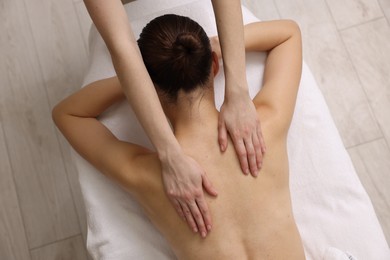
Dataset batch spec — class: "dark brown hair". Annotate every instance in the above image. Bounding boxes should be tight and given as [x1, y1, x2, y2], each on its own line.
[137, 14, 212, 102]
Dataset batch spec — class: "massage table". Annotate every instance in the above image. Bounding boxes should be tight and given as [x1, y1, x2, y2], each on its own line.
[72, 0, 390, 259]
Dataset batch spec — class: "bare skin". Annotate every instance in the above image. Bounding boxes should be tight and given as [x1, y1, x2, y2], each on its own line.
[211, 0, 266, 176]
[53, 20, 304, 258]
[83, 0, 266, 233]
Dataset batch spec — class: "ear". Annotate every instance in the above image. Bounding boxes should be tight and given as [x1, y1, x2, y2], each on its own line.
[212, 51, 219, 77]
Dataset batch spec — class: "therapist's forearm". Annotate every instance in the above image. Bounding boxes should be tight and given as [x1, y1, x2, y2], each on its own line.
[83, 0, 181, 157]
[112, 44, 181, 156]
[211, 0, 249, 97]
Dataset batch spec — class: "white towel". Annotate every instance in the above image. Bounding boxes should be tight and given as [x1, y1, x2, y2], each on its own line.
[73, 0, 390, 259]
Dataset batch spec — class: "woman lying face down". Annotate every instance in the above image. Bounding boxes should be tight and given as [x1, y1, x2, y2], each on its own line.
[53, 14, 304, 260]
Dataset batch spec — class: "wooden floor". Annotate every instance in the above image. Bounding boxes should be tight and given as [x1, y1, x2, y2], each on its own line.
[0, 0, 389, 259]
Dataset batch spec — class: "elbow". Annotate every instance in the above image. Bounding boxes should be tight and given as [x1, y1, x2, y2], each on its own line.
[51, 102, 64, 127]
[286, 19, 301, 38]
[284, 20, 302, 60]
[277, 20, 302, 49]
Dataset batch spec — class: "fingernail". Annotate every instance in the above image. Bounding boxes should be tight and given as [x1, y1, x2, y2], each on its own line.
[246, 169, 250, 175]
[194, 228, 198, 233]
[201, 231, 206, 238]
[207, 225, 212, 231]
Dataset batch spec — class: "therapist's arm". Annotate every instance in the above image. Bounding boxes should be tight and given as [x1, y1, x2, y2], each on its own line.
[211, 0, 266, 177]
[83, 0, 217, 237]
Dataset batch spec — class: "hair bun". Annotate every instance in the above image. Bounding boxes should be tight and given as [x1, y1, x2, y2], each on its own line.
[138, 14, 212, 101]
[173, 33, 201, 55]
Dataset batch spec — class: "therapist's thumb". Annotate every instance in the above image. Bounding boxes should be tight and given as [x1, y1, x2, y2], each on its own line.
[218, 120, 228, 152]
[202, 173, 218, 197]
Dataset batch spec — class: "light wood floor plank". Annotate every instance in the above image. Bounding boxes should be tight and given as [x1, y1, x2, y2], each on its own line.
[348, 139, 390, 244]
[341, 18, 390, 148]
[0, 0, 80, 249]
[274, 0, 382, 148]
[0, 123, 30, 260]
[24, 0, 88, 107]
[23, 0, 91, 245]
[378, 0, 390, 23]
[30, 235, 88, 260]
[326, 0, 383, 29]
[242, 0, 280, 21]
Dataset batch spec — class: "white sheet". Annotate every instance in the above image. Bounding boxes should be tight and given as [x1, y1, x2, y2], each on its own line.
[73, 0, 390, 259]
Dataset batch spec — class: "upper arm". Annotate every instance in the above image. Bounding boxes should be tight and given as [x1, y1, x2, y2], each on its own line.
[83, 0, 135, 52]
[247, 20, 302, 136]
[52, 77, 151, 186]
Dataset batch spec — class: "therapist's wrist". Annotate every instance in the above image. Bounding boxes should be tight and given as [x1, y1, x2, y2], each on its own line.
[224, 82, 250, 101]
[223, 70, 249, 96]
[157, 141, 183, 164]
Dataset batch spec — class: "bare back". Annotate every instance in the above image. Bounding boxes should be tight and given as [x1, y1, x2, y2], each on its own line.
[129, 112, 305, 259]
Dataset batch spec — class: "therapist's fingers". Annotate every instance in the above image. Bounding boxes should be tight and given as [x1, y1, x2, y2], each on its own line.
[172, 199, 185, 220]
[202, 172, 218, 197]
[196, 197, 212, 232]
[233, 138, 250, 175]
[252, 131, 263, 171]
[180, 202, 198, 233]
[244, 137, 258, 177]
[188, 201, 207, 238]
[218, 119, 228, 152]
[258, 124, 266, 154]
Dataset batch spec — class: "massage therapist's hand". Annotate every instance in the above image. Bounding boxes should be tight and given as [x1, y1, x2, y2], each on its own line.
[218, 92, 266, 177]
[160, 149, 218, 238]
[210, 35, 266, 175]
